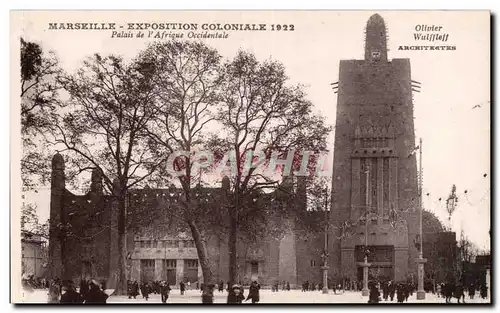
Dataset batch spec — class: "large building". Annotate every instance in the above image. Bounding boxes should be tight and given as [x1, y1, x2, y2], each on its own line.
[21, 230, 46, 278]
[329, 13, 421, 283]
[48, 152, 326, 288]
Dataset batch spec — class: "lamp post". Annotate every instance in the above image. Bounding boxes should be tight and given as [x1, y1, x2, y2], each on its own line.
[322, 188, 329, 294]
[416, 138, 427, 300]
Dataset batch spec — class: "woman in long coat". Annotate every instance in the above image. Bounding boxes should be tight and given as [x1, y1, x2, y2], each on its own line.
[246, 281, 260, 304]
[368, 282, 380, 304]
[141, 282, 150, 301]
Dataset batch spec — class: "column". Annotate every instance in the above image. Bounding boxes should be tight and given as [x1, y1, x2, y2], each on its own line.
[278, 223, 297, 287]
[130, 259, 140, 281]
[176, 259, 184, 285]
[377, 157, 384, 224]
[394, 248, 408, 282]
[155, 259, 163, 281]
[389, 158, 398, 211]
[351, 158, 361, 220]
[341, 248, 356, 281]
[322, 264, 329, 294]
[362, 262, 370, 296]
[416, 257, 427, 300]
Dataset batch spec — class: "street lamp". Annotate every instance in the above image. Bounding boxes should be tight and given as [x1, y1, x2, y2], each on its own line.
[416, 138, 427, 300]
[446, 185, 457, 231]
[321, 187, 330, 294]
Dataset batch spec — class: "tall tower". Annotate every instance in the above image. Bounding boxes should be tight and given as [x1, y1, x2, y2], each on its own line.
[330, 14, 419, 283]
[365, 13, 388, 62]
[48, 152, 65, 279]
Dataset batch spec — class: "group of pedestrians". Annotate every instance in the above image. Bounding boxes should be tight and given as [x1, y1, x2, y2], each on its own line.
[439, 281, 488, 303]
[368, 280, 416, 303]
[227, 280, 261, 304]
[271, 281, 291, 292]
[127, 280, 171, 303]
[46, 278, 108, 303]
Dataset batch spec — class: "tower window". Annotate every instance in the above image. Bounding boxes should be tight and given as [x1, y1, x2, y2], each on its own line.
[371, 51, 381, 60]
[310, 260, 316, 267]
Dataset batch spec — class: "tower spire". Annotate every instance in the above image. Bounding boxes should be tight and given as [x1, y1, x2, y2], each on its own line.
[365, 14, 388, 62]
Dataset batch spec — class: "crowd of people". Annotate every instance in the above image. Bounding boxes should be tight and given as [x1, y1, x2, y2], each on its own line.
[365, 279, 489, 304]
[41, 278, 109, 303]
[367, 280, 416, 303]
[437, 282, 488, 303]
[272, 281, 291, 292]
[22, 274, 489, 304]
[126, 280, 172, 302]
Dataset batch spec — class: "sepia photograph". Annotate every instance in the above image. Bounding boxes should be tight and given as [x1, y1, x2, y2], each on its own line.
[10, 10, 491, 304]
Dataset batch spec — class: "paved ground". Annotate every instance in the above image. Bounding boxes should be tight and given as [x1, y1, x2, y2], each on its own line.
[19, 288, 491, 304]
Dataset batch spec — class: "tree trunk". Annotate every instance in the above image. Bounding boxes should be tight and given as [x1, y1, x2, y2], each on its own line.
[228, 213, 238, 288]
[188, 220, 214, 284]
[188, 220, 216, 303]
[112, 196, 128, 295]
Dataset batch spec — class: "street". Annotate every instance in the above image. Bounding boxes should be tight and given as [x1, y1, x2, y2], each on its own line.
[20, 288, 491, 304]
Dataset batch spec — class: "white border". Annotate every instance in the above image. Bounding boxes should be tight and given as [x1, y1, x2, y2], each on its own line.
[2, 1, 497, 312]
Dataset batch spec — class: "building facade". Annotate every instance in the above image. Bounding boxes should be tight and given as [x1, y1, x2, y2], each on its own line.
[329, 13, 420, 283]
[48, 152, 326, 288]
[21, 230, 46, 278]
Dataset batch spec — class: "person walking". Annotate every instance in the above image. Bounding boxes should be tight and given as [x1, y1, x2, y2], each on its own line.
[455, 283, 465, 303]
[180, 281, 186, 295]
[396, 283, 405, 303]
[480, 283, 487, 299]
[60, 280, 84, 304]
[468, 283, 475, 300]
[382, 281, 388, 301]
[246, 281, 260, 304]
[160, 281, 171, 303]
[368, 282, 380, 304]
[84, 280, 108, 304]
[141, 282, 150, 301]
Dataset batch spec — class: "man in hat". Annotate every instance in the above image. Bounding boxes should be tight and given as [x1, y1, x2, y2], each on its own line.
[160, 281, 171, 303]
[60, 280, 84, 304]
[84, 280, 108, 304]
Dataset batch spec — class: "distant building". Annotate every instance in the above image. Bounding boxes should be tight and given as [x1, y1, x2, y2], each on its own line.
[21, 230, 46, 278]
[423, 231, 458, 284]
[462, 254, 491, 286]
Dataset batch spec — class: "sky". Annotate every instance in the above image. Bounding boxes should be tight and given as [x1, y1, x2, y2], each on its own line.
[14, 11, 490, 250]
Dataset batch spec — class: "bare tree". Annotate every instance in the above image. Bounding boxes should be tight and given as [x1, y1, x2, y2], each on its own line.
[215, 50, 332, 292]
[138, 41, 224, 293]
[50, 54, 166, 294]
[20, 38, 63, 190]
